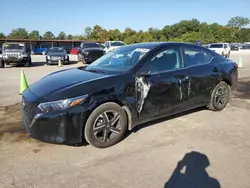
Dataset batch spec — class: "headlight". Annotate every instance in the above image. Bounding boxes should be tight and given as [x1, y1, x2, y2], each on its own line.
[37, 95, 88, 114]
[83, 51, 89, 55]
[47, 56, 50, 60]
[65, 55, 68, 59]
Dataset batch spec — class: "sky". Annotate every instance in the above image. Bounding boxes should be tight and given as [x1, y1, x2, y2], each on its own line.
[1, 0, 250, 36]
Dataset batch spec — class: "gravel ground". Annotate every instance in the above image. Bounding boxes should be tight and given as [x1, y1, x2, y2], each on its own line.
[0, 51, 250, 188]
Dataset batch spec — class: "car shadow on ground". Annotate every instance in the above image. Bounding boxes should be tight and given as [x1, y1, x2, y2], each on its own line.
[124, 107, 206, 139]
[164, 151, 221, 188]
[232, 78, 250, 99]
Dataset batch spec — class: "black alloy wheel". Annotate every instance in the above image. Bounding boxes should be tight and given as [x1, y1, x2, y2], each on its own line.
[84, 102, 128, 148]
[208, 81, 230, 111]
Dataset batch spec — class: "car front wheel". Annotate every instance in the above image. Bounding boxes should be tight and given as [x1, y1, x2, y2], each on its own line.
[84, 102, 128, 148]
[0, 60, 5, 68]
[24, 59, 31, 67]
[208, 81, 230, 111]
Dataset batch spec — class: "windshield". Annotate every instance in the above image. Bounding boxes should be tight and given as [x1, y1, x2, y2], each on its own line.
[210, 44, 223, 48]
[84, 43, 100, 48]
[48, 48, 65, 53]
[85, 46, 150, 73]
[111, 42, 125, 47]
[3, 43, 25, 51]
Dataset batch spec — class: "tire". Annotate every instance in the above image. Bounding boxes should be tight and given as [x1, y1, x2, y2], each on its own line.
[84, 102, 128, 148]
[24, 59, 31, 67]
[208, 81, 230, 111]
[0, 60, 4, 68]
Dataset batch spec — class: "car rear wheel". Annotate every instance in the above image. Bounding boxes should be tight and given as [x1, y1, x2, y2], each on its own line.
[208, 81, 230, 111]
[84, 102, 128, 148]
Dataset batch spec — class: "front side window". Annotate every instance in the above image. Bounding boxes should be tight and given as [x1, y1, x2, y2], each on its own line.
[140, 47, 182, 74]
[85, 46, 150, 73]
[183, 46, 213, 67]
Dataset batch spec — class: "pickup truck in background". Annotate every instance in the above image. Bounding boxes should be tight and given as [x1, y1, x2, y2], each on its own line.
[78, 42, 105, 64]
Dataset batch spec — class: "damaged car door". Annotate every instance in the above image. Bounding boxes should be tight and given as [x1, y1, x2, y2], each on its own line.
[181, 45, 219, 107]
[135, 46, 189, 121]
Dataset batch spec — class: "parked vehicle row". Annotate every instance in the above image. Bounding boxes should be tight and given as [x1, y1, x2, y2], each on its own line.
[208, 43, 231, 58]
[0, 40, 126, 67]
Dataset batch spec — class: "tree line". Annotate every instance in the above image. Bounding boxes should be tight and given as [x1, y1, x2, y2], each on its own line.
[0, 16, 249, 44]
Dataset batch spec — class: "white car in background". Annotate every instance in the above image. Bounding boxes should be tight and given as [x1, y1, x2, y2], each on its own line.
[209, 43, 231, 58]
[104, 41, 125, 53]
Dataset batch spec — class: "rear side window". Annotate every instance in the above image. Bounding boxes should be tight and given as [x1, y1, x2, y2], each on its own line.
[183, 46, 213, 67]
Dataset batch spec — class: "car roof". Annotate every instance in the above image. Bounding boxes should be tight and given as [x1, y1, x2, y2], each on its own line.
[50, 47, 64, 49]
[82, 42, 98, 44]
[124, 42, 196, 49]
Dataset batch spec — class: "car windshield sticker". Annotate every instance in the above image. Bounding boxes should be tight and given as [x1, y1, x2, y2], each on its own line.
[3, 44, 9, 46]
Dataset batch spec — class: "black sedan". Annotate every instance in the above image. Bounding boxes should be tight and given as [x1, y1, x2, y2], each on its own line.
[46, 47, 70, 65]
[22, 42, 238, 148]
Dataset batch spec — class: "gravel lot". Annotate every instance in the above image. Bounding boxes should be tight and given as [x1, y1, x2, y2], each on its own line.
[0, 51, 250, 188]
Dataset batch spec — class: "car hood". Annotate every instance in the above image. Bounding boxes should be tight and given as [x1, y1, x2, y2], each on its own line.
[3, 50, 23, 53]
[26, 67, 116, 101]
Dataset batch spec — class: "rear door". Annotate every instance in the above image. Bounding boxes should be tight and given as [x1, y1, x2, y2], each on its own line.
[181, 45, 220, 107]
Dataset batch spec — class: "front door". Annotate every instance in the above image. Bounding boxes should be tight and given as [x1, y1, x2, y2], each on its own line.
[135, 46, 190, 121]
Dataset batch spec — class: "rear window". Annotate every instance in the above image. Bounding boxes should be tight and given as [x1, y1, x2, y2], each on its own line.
[210, 44, 223, 48]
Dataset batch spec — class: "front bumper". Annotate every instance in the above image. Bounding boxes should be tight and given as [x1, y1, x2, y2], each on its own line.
[46, 59, 68, 64]
[2, 57, 28, 64]
[79, 52, 104, 63]
[22, 98, 88, 145]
